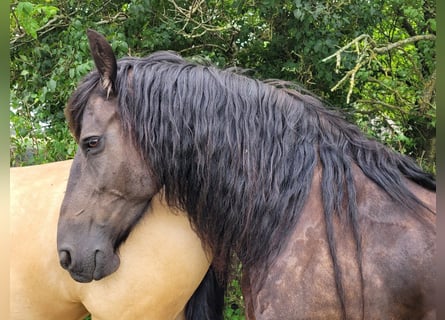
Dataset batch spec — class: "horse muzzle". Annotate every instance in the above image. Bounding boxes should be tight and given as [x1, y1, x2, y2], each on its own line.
[58, 244, 120, 283]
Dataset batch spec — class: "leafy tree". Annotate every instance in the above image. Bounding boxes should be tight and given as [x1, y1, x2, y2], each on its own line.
[322, 0, 436, 172]
[10, 0, 435, 171]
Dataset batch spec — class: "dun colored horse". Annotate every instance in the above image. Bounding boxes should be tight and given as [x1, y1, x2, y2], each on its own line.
[10, 160, 213, 320]
[58, 30, 436, 319]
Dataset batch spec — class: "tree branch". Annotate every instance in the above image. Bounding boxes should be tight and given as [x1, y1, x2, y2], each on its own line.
[322, 33, 435, 103]
[10, 15, 68, 49]
[322, 34, 373, 66]
[165, 0, 235, 38]
[374, 34, 436, 53]
[96, 12, 128, 25]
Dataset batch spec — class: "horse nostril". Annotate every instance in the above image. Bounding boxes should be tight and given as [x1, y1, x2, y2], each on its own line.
[94, 249, 103, 267]
[59, 249, 72, 269]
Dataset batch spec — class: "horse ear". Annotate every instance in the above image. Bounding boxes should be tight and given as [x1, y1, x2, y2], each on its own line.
[86, 29, 117, 98]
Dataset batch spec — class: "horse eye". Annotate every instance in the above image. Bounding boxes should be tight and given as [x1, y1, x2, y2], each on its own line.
[82, 136, 101, 151]
[88, 137, 100, 148]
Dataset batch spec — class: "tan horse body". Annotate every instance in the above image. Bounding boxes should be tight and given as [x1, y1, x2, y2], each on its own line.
[10, 160, 210, 320]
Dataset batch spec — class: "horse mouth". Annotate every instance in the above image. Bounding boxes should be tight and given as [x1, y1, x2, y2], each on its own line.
[68, 271, 95, 283]
[65, 258, 120, 283]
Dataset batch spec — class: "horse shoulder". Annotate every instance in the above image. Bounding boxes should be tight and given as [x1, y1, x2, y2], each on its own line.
[242, 166, 349, 318]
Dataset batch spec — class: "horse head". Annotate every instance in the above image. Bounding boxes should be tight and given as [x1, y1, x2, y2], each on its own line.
[57, 30, 159, 282]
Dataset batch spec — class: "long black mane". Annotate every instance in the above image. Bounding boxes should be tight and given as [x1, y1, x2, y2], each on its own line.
[66, 50, 435, 316]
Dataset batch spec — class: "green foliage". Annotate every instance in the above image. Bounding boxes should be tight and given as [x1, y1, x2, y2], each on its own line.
[10, 0, 435, 169]
[321, 0, 436, 172]
[224, 276, 246, 320]
[12, 2, 58, 39]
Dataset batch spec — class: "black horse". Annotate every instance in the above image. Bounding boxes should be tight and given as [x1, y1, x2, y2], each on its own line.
[57, 29, 436, 319]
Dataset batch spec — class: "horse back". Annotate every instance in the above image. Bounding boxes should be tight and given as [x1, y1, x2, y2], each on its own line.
[242, 165, 436, 319]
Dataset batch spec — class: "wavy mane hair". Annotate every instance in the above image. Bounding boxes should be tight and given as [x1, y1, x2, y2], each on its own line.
[66, 51, 436, 314]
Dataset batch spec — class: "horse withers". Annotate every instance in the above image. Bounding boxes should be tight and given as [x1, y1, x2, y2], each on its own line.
[58, 29, 436, 319]
[10, 160, 212, 320]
